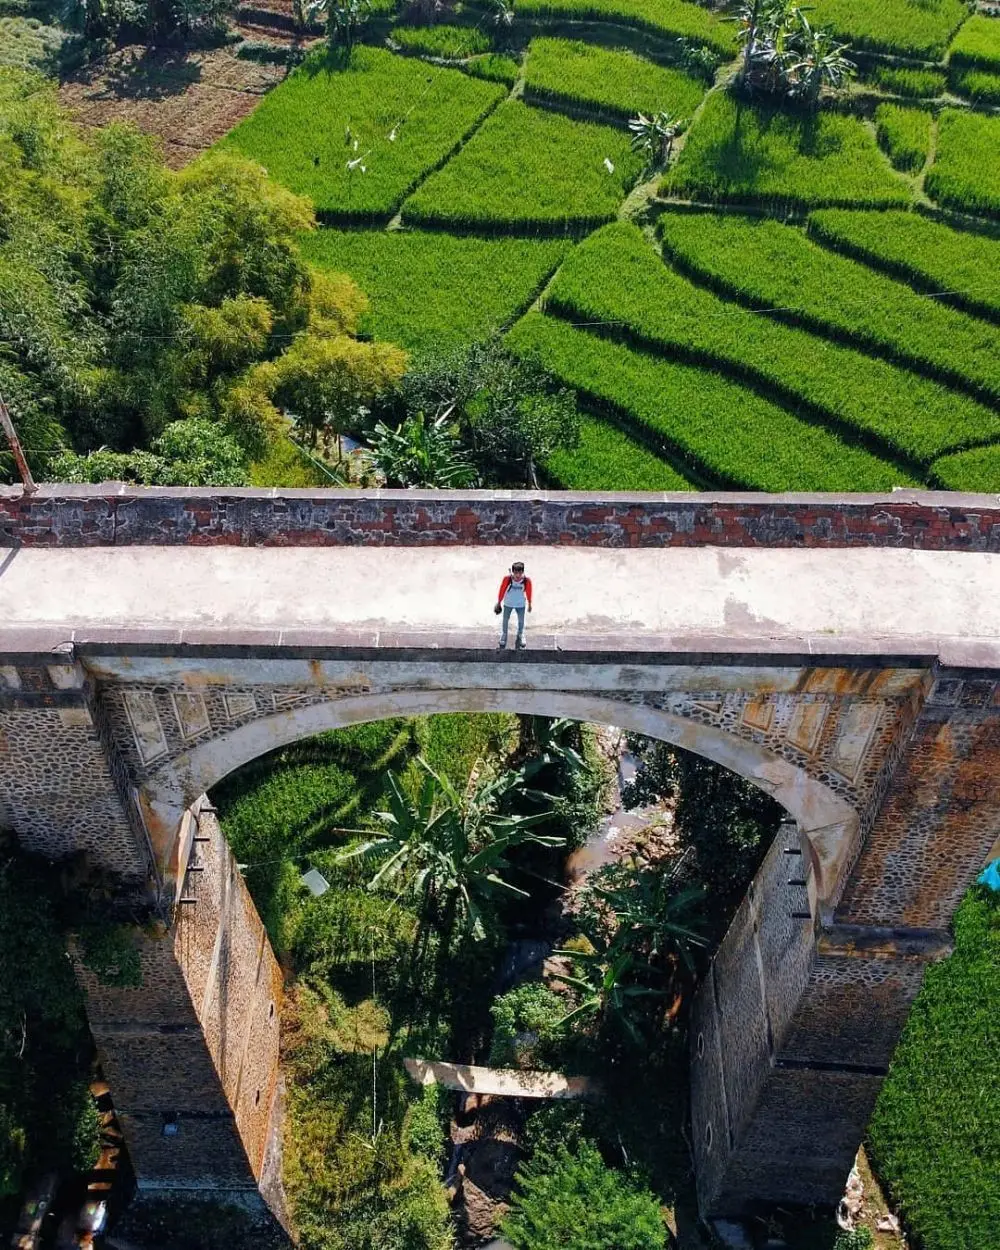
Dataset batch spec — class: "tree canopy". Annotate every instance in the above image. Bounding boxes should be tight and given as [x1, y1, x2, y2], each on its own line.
[0, 69, 406, 487]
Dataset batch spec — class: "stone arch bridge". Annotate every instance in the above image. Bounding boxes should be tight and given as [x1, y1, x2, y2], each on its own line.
[1, 486, 999, 1221]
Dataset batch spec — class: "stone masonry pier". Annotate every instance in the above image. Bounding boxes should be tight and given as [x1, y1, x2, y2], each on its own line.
[1, 486, 999, 1220]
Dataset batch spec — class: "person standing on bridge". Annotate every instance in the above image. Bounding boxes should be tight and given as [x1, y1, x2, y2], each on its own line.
[495, 562, 532, 651]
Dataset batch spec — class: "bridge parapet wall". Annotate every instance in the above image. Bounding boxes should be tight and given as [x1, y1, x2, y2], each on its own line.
[3, 486, 1000, 550]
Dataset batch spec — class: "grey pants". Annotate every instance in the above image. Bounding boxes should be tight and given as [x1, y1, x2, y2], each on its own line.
[500, 604, 525, 646]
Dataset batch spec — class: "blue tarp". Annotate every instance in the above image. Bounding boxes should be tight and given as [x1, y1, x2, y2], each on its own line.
[977, 859, 1000, 892]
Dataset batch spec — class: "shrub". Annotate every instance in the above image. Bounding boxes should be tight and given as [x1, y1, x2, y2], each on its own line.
[222, 46, 505, 221]
[489, 982, 569, 1068]
[235, 39, 306, 64]
[507, 312, 914, 490]
[0, 16, 75, 72]
[926, 109, 1000, 219]
[806, 0, 969, 58]
[662, 92, 912, 211]
[402, 100, 644, 234]
[867, 888, 1000, 1249]
[874, 103, 931, 173]
[545, 415, 694, 490]
[523, 38, 706, 124]
[948, 13, 1000, 72]
[547, 221, 999, 466]
[867, 64, 947, 98]
[298, 228, 569, 352]
[657, 211, 1000, 404]
[515, 0, 734, 56]
[807, 208, 1000, 324]
[403, 1083, 450, 1163]
[833, 1231, 874, 1250]
[501, 1140, 667, 1250]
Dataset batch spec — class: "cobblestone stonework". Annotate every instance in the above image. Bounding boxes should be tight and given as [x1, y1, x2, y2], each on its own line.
[837, 674, 1000, 928]
[0, 666, 152, 883]
[79, 805, 281, 1202]
[3, 485, 1000, 550]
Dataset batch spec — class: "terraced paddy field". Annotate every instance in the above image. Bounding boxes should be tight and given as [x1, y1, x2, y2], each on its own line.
[221, 0, 1000, 500]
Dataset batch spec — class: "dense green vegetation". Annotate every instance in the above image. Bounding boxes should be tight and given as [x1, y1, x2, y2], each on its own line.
[298, 230, 570, 352]
[502, 1140, 666, 1250]
[932, 444, 1000, 492]
[401, 101, 644, 233]
[662, 92, 912, 211]
[213, 713, 614, 1249]
[948, 13, 1000, 72]
[868, 888, 1000, 1249]
[874, 103, 932, 174]
[547, 221, 999, 467]
[948, 66, 1000, 106]
[545, 416, 695, 490]
[808, 0, 968, 58]
[515, 0, 735, 56]
[389, 23, 492, 58]
[223, 47, 505, 221]
[0, 69, 407, 485]
[807, 209, 1000, 323]
[657, 212, 1000, 404]
[865, 64, 947, 97]
[926, 109, 1000, 218]
[508, 312, 913, 490]
[523, 38, 706, 123]
[0, 851, 102, 1202]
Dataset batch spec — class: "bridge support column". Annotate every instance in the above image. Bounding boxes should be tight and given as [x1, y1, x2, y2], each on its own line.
[693, 678, 1000, 1218]
[76, 804, 284, 1212]
[0, 657, 152, 888]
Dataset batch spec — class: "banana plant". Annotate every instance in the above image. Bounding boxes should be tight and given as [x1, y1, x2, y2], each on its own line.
[342, 758, 562, 942]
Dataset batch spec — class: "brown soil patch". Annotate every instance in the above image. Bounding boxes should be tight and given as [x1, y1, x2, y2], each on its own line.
[58, 44, 292, 167]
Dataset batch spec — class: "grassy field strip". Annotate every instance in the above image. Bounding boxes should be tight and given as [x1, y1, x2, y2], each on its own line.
[657, 211, 1000, 406]
[807, 0, 969, 59]
[926, 109, 1000, 219]
[513, 0, 735, 57]
[948, 14, 1000, 72]
[874, 103, 933, 174]
[521, 37, 706, 125]
[222, 47, 505, 222]
[298, 229, 571, 352]
[507, 312, 915, 490]
[932, 443, 1000, 490]
[807, 208, 1000, 324]
[948, 66, 1000, 106]
[661, 92, 913, 212]
[542, 221, 1000, 467]
[401, 98, 644, 233]
[545, 414, 697, 489]
[868, 888, 1000, 1250]
[389, 23, 493, 58]
[864, 64, 948, 99]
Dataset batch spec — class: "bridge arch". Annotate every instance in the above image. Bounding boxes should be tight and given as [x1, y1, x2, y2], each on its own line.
[142, 687, 858, 917]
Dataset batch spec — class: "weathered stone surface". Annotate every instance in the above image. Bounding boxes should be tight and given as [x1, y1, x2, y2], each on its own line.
[4, 485, 1000, 550]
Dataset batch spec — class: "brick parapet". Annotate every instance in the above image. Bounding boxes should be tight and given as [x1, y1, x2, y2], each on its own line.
[3, 486, 1000, 549]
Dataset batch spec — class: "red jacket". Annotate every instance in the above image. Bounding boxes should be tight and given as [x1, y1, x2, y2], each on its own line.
[497, 575, 532, 607]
